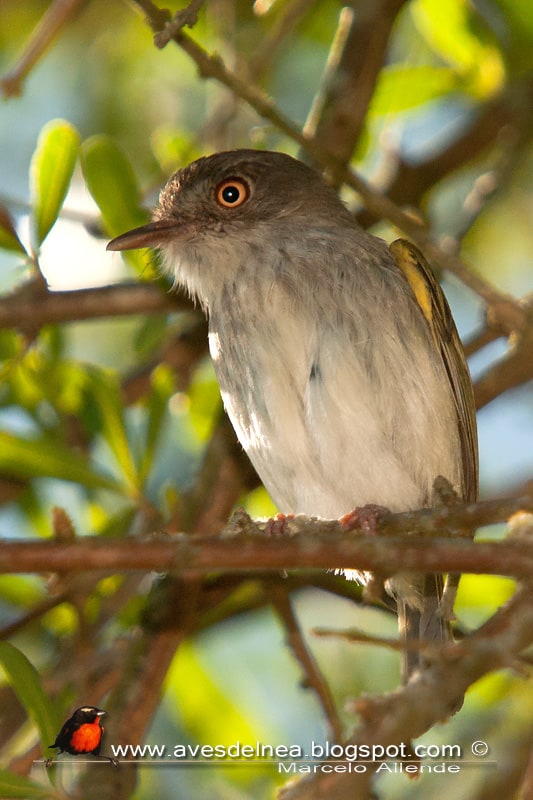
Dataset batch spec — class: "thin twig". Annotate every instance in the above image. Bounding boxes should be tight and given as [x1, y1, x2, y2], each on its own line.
[153, 0, 205, 48]
[313, 626, 434, 654]
[272, 587, 344, 742]
[278, 584, 533, 799]
[0, 0, 86, 98]
[303, 0, 407, 168]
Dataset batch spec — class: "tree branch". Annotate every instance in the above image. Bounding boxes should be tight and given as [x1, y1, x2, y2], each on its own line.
[0, 0, 86, 98]
[0, 282, 189, 330]
[278, 583, 533, 799]
[130, 0, 527, 339]
[272, 586, 344, 742]
[304, 0, 408, 168]
[1, 494, 531, 577]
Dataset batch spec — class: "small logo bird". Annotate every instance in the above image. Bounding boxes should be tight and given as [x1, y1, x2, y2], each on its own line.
[46, 706, 118, 767]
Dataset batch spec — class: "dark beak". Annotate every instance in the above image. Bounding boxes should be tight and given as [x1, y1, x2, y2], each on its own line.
[107, 220, 178, 252]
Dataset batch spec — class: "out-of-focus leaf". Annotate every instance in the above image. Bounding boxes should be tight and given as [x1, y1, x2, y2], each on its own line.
[370, 65, 457, 115]
[7, 351, 78, 414]
[0, 205, 26, 254]
[139, 364, 175, 482]
[0, 329, 21, 361]
[0, 642, 58, 756]
[412, 0, 505, 98]
[0, 575, 43, 607]
[83, 367, 140, 494]
[29, 120, 80, 250]
[80, 136, 151, 276]
[169, 641, 265, 758]
[0, 431, 121, 491]
[187, 359, 221, 441]
[0, 769, 57, 799]
[80, 135, 145, 235]
[133, 314, 168, 360]
[150, 125, 201, 175]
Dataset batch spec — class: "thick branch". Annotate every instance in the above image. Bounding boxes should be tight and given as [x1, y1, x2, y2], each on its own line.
[1, 494, 532, 577]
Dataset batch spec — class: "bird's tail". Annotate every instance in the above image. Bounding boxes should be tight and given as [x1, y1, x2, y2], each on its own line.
[397, 572, 451, 682]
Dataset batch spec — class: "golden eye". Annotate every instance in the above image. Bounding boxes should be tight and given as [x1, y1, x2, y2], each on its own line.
[215, 179, 249, 208]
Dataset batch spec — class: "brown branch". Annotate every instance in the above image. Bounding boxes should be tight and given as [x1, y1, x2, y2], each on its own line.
[0, 0, 86, 98]
[464, 325, 501, 358]
[313, 626, 429, 654]
[278, 583, 533, 799]
[0, 533, 530, 577]
[304, 0, 408, 168]
[272, 587, 344, 743]
[473, 304, 533, 408]
[1, 494, 532, 577]
[153, 0, 205, 47]
[356, 79, 533, 229]
[0, 282, 190, 330]
[130, 0, 526, 339]
[75, 413, 252, 800]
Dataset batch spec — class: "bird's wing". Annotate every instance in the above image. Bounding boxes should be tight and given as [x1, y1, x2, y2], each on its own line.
[389, 239, 478, 502]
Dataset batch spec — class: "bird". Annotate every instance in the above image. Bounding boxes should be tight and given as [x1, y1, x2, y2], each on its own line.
[47, 706, 117, 766]
[107, 149, 478, 681]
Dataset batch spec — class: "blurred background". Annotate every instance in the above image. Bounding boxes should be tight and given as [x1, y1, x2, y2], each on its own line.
[0, 1, 532, 798]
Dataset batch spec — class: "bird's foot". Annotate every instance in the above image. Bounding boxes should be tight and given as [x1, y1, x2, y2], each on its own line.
[339, 504, 389, 533]
[264, 512, 295, 537]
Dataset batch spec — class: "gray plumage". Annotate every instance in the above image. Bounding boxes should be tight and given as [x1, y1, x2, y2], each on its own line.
[108, 150, 478, 681]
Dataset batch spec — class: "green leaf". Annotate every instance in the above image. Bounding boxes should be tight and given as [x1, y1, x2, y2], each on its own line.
[0, 205, 27, 254]
[187, 360, 221, 441]
[370, 65, 457, 115]
[80, 135, 152, 276]
[29, 120, 80, 250]
[0, 575, 43, 607]
[0, 431, 121, 491]
[0, 642, 58, 756]
[133, 314, 168, 360]
[80, 135, 146, 236]
[412, 0, 505, 98]
[0, 769, 57, 799]
[139, 364, 175, 482]
[84, 367, 140, 494]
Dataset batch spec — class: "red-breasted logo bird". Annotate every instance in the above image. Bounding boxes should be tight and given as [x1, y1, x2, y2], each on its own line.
[46, 706, 118, 767]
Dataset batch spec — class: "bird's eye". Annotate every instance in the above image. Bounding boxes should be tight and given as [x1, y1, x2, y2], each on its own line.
[215, 179, 249, 208]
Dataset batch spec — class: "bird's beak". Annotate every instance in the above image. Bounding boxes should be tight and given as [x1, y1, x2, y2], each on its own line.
[107, 219, 177, 252]
[96, 711, 107, 717]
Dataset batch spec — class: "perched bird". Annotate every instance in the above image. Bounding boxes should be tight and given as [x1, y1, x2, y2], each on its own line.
[108, 150, 478, 680]
[47, 706, 117, 766]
